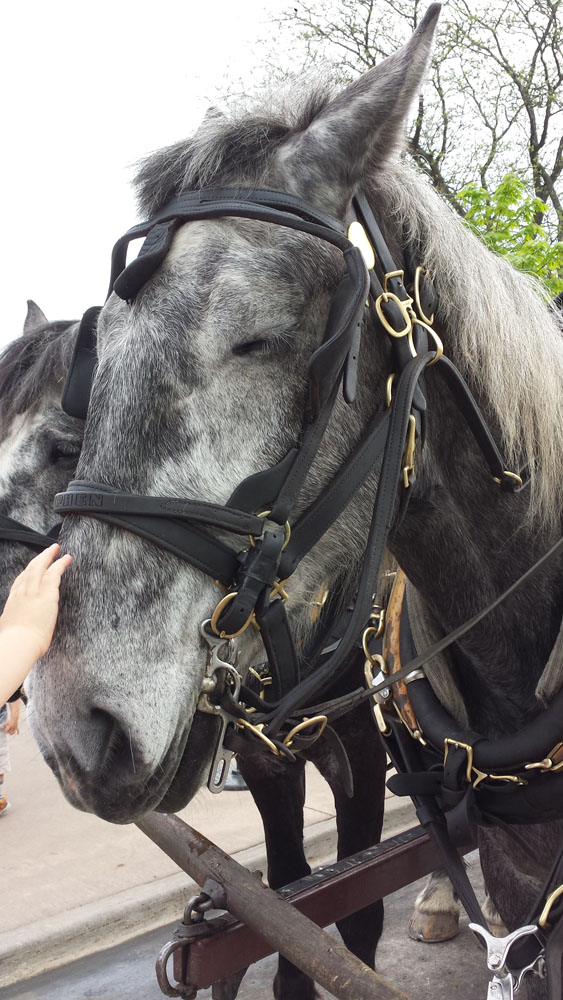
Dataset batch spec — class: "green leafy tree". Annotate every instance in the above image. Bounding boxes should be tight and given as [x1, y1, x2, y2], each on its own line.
[276, 1, 563, 240]
[458, 174, 563, 295]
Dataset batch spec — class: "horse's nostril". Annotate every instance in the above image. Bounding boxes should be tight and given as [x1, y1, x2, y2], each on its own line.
[89, 708, 138, 779]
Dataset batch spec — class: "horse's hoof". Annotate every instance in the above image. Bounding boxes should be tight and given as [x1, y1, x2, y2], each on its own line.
[408, 910, 460, 942]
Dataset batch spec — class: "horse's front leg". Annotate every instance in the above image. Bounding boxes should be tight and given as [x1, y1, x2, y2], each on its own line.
[237, 750, 317, 1000]
[312, 701, 387, 969]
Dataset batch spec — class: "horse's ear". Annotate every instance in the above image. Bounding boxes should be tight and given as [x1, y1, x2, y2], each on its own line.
[24, 300, 48, 333]
[277, 3, 441, 214]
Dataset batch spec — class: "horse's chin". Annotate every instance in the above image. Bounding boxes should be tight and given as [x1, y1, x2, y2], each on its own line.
[41, 712, 220, 824]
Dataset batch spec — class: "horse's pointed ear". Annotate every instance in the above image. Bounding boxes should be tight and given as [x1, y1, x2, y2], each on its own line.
[24, 300, 48, 333]
[278, 3, 441, 214]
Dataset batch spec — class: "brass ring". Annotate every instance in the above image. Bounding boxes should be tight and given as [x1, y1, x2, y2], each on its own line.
[283, 715, 328, 749]
[249, 510, 291, 551]
[492, 470, 524, 487]
[236, 718, 280, 755]
[411, 320, 443, 366]
[210, 591, 256, 639]
[413, 266, 435, 325]
[375, 292, 413, 339]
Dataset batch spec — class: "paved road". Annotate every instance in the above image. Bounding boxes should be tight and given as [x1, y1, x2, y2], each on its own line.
[3, 853, 515, 1000]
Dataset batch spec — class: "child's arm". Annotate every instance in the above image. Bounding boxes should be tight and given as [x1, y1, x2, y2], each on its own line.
[2, 697, 21, 735]
[0, 544, 72, 706]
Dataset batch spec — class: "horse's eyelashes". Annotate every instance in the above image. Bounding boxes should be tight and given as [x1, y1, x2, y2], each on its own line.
[231, 339, 269, 357]
[51, 441, 82, 464]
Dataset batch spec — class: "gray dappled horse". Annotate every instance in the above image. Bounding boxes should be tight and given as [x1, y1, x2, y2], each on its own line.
[0, 316, 386, 995]
[23, 6, 563, 999]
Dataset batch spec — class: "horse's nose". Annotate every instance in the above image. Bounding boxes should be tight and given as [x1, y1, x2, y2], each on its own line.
[56, 706, 144, 787]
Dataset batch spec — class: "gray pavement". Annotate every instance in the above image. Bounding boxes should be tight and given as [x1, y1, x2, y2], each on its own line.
[1, 708, 504, 999]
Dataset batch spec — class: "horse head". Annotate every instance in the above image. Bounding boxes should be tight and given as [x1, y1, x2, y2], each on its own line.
[0, 310, 82, 599]
[31, 8, 449, 822]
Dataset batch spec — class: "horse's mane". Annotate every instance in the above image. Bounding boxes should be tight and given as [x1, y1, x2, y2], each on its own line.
[0, 320, 77, 433]
[134, 79, 563, 528]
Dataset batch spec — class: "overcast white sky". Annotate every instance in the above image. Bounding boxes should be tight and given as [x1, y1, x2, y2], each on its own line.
[0, 0, 289, 345]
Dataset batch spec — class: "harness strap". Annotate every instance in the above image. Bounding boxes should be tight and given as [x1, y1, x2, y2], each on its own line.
[55, 481, 264, 536]
[259, 349, 435, 736]
[0, 515, 60, 550]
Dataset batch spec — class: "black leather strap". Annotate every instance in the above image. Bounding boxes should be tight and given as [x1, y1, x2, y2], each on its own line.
[61, 307, 100, 420]
[55, 481, 263, 536]
[0, 514, 60, 551]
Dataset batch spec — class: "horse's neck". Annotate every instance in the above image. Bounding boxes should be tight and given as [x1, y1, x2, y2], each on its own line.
[389, 375, 563, 731]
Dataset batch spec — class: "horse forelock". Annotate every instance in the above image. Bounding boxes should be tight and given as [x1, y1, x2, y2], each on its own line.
[133, 79, 336, 217]
[0, 320, 78, 435]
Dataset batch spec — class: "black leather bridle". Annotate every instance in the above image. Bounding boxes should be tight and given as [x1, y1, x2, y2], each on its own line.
[51, 185, 526, 754]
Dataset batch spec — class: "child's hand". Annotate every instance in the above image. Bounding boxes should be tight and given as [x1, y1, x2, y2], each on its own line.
[2, 713, 20, 736]
[0, 544, 72, 661]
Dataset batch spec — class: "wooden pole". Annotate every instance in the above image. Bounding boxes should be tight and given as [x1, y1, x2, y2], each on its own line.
[137, 812, 411, 1000]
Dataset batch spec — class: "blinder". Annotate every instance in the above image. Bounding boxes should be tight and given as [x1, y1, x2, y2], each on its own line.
[61, 306, 100, 420]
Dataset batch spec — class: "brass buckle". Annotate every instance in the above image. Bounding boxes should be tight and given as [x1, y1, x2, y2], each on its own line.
[444, 738, 474, 783]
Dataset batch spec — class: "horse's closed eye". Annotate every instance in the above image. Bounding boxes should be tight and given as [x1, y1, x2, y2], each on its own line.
[231, 339, 270, 357]
[51, 441, 82, 463]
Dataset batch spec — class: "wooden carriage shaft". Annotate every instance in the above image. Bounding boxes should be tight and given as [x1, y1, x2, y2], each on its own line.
[138, 814, 473, 999]
[178, 825, 465, 992]
[138, 812, 410, 1000]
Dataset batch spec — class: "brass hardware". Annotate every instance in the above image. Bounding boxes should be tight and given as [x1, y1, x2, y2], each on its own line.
[386, 373, 396, 407]
[413, 266, 435, 325]
[374, 703, 392, 736]
[248, 511, 291, 550]
[524, 743, 563, 773]
[402, 414, 417, 488]
[283, 715, 328, 749]
[444, 738, 475, 783]
[369, 604, 386, 638]
[491, 470, 524, 487]
[362, 621, 386, 665]
[236, 718, 280, 755]
[417, 321, 444, 366]
[247, 666, 273, 699]
[472, 769, 527, 788]
[270, 578, 290, 602]
[210, 591, 256, 639]
[375, 292, 413, 339]
[347, 221, 376, 270]
[309, 582, 329, 624]
[445, 738, 528, 787]
[383, 270, 409, 295]
[539, 885, 563, 928]
[395, 700, 427, 744]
